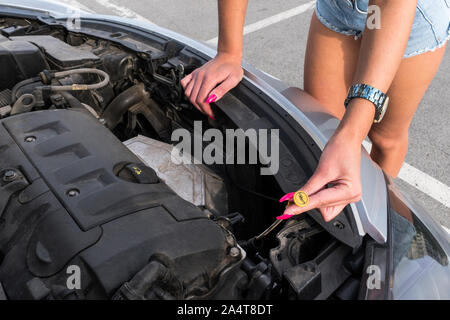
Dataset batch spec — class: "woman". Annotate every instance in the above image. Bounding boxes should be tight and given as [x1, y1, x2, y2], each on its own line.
[180, 0, 450, 222]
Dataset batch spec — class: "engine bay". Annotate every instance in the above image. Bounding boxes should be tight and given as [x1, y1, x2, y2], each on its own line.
[0, 16, 365, 300]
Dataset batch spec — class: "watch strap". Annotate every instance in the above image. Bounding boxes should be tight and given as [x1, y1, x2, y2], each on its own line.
[344, 84, 388, 122]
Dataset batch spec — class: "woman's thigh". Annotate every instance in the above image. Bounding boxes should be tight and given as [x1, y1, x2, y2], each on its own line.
[305, 8, 447, 137]
[304, 12, 361, 119]
[369, 45, 447, 145]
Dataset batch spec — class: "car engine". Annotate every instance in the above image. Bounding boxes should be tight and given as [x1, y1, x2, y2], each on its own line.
[0, 16, 364, 300]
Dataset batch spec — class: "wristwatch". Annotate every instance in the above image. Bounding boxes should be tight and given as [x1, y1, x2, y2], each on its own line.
[344, 84, 389, 123]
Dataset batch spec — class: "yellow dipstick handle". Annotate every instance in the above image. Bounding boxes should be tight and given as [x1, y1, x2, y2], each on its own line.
[293, 190, 309, 207]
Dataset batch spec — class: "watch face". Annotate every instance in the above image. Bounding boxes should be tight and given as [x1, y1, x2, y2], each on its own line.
[375, 96, 389, 123]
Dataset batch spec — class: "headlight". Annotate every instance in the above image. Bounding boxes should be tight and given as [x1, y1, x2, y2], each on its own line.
[386, 178, 450, 300]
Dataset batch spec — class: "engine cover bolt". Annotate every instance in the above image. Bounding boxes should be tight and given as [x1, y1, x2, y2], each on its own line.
[24, 136, 36, 143]
[333, 221, 345, 230]
[3, 170, 18, 182]
[229, 247, 240, 258]
[66, 189, 80, 197]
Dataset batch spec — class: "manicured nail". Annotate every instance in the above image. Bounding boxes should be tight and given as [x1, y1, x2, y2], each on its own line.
[276, 214, 293, 220]
[209, 115, 216, 120]
[279, 192, 295, 203]
[206, 94, 217, 104]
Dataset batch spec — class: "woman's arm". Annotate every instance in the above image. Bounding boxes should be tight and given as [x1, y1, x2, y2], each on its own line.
[282, 0, 418, 221]
[337, 0, 418, 144]
[217, 0, 248, 60]
[181, 0, 248, 118]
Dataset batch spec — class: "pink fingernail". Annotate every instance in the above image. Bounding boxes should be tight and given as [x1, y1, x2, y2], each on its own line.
[209, 115, 216, 120]
[279, 192, 295, 203]
[276, 214, 293, 220]
[206, 94, 217, 104]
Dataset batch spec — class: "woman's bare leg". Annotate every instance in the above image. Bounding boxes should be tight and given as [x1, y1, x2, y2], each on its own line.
[368, 46, 446, 177]
[304, 12, 446, 177]
[304, 12, 361, 119]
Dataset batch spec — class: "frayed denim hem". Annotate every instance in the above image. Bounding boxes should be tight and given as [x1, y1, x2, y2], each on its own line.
[403, 32, 450, 58]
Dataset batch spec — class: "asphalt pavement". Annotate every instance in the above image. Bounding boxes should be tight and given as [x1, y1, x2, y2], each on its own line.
[59, 0, 450, 228]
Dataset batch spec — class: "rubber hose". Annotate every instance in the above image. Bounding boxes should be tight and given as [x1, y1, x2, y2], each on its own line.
[60, 91, 99, 118]
[11, 77, 41, 104]
[113, 261, 168, 300]
[101, 83, 149, 129]
[59, 91, 84, 109]
[37, 68, 110, 92]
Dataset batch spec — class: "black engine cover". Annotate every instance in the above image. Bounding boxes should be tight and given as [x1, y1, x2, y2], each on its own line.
[0, 109, 241, 300]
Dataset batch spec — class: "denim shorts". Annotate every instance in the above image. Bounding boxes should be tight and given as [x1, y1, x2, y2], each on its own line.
[316, 0, 450, 58]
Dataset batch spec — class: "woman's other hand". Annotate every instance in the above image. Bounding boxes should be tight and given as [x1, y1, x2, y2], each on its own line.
[180, 52, 243, 118]
[279, 131, 363, 222]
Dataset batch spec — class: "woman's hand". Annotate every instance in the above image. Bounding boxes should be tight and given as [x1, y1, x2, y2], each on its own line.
[181, 0, 248, 118]
[278, 132, 363, 222]
[180, 52, 243, 118]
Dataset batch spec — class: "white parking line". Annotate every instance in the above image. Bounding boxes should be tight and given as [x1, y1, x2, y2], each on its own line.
[399, 163, 450, 208]
[93, 0, 154, 25]
[49, 0, 94, 13]
[363, 141, 450, 209]
[444, 226, 450, 234]
[207, 0, 316, 45]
